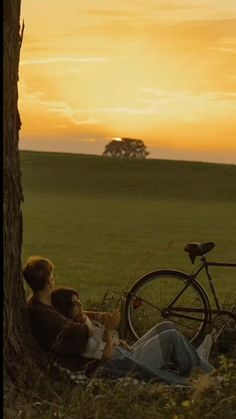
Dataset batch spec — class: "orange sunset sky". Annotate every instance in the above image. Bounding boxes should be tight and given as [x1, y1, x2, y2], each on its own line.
[19, 0, 236, 164]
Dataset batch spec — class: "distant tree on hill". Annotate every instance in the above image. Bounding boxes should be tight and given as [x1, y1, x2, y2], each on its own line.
[103, 138, 149, 159]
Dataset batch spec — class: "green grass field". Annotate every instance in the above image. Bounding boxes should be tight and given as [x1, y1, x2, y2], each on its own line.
[20, 151, 236, 307]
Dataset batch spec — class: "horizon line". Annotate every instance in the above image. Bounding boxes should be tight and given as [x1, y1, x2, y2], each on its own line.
[19, 147, 236, 167]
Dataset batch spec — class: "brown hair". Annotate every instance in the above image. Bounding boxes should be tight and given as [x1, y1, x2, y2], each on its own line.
[51, 287, 79, 318]
[22, 256, 54, 292]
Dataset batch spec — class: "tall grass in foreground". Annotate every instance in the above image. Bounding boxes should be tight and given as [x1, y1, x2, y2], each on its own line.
[4, 291, 236, 418]
[4, 356, 236, 419]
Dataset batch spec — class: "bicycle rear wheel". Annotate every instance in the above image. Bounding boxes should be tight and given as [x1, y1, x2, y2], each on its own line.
[125, 270, 210, 346]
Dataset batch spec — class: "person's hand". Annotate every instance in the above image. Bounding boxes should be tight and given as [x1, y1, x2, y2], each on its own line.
[118, 339, 131, 351]
[96, 312, 110, 324]
[83, 314, 93, 326]
[74, 312, 86, 323]
[103, 310, 121, 331]
[74, 312, 94, 336]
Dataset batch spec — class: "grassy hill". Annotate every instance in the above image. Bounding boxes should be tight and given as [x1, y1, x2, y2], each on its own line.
[21, 151, 235, 200]
[20, 151, 236, 304]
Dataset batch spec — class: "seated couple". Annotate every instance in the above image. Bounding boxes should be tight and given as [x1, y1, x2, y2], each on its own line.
[23, 256, 214, 385]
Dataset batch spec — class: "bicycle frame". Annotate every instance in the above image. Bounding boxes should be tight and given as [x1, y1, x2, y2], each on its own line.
[125, 251, 236, 342]
[190, 256, 236, 320]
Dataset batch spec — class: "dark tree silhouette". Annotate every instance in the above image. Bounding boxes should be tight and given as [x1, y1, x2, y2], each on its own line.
[3, 2, 70, 388]
[3, 0, 40, 384]
[103, 138, 149, 159]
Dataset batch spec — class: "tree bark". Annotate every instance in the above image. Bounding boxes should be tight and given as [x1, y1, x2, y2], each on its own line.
[3, 0, 30, 381]
[3, 2, 59, 388]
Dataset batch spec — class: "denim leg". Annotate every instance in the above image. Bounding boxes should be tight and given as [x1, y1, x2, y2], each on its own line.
[95, 356, 160, 381]
[167, 330, 214, 374]
[129, 329, 213, 376]
[131, 321, 177, 350]
[96, 354, 189, 385]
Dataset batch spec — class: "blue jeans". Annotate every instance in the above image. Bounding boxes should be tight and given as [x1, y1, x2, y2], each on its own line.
[95, 321, 213, 385]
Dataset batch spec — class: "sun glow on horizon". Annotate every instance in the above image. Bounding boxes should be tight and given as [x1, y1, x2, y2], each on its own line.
[112, 137, 122, 142]
[18, 0, 236, 163]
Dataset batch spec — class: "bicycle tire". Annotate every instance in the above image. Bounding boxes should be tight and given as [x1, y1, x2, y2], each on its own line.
[124, 269, 211, 346]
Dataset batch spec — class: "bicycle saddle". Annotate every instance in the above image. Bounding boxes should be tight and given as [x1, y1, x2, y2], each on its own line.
[184, 242, 215, 264]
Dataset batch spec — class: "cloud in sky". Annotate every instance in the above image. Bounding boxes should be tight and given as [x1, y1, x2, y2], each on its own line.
[209, 36, 236, 55]
[21, 57, 109, 65]
[20, 81, 236, 125]
[19, 88, 102, 126]
[79, 0, 236, 22]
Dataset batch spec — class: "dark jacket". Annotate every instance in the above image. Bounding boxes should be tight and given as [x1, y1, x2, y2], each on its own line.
[27, 297, 96, 371]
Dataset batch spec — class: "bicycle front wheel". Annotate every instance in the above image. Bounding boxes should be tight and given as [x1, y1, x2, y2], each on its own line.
[125, 270, 210, 346]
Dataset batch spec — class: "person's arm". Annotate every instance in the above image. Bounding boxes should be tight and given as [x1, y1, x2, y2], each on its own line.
[81, 314, 94, 337]
[101, 310, 121, 361]
[27, 302, 91, 356]
[84, 310, 121, 327]
[54, 324, 88, 354]
[84, 311, 106, 322]
[102, 329, 115, 361]
[73, 312, 94, 337]
[118, 339, 131, 351]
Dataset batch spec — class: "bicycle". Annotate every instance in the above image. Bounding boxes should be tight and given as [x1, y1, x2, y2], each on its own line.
[124, 242, 236, 346]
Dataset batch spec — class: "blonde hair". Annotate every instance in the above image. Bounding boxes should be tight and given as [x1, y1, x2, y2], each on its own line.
[22, 256, 55, 292]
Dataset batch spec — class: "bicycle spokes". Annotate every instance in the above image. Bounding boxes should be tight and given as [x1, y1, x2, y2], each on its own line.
[126, 272, 208, 344]
[166, 280, 193, 308]
[166, 310, 206, 323]
[130, 292, 162, 312]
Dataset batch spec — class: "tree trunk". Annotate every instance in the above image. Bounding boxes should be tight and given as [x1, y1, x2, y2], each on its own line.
[3, 0, 30, 382]
[3, 2, 59, 388]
